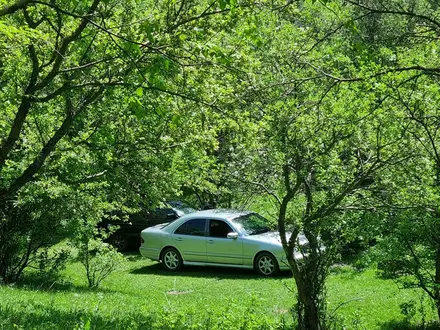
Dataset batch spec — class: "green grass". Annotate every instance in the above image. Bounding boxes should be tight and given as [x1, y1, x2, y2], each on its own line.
[0, 254, 438, 329]
[327, 267, 438, 329]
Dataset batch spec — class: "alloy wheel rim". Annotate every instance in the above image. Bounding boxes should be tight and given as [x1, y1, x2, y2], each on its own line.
[258, 256, 274, 275]
[164, 251, 179, 269]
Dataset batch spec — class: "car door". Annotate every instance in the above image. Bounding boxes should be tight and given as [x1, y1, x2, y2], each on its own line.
[172, 219, 207, 262]
[206, 219, 243, 265]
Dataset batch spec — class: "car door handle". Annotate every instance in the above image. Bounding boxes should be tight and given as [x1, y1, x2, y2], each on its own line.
[207, 239, 214, 244]
[176, 237, 183, 241]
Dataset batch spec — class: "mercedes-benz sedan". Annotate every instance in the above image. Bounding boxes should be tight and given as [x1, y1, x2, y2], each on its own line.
[140, 209, 304, 276]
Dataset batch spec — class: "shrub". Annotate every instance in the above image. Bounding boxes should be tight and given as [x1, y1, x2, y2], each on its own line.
[35, 247, 71, 284]
[75, 236, 124, 288]
[0, 181, 110, 284]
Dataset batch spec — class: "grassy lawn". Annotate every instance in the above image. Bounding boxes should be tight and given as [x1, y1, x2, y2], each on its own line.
[0, 254, 438, 330]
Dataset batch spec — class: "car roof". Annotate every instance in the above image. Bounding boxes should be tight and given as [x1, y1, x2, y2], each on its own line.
[180, 208, 251, 221]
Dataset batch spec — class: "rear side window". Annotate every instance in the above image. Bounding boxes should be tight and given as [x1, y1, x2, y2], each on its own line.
[174, 219, 206, 236]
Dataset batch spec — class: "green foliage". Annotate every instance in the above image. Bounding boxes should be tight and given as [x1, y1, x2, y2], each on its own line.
[75, 238, 124, 288]
[35, 247, 71, 284]
[0, 0, 250, 282]
[2, 0, 440, 328]
[0, 301, 290, 330]
[225, 2, 408, 328]
[70, 217, 124, 288]
[0, 181, 102, 283]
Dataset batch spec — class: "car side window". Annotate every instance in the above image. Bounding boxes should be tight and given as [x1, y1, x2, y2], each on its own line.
[174, 219, 206, 236]
[209, 220, 234, 238]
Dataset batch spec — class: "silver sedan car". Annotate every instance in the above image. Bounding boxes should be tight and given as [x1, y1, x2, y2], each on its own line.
[139, 209, 303, 276]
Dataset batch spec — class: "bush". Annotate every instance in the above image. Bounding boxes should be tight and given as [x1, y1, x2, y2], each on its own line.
[75, 236, 124, 288]
[0, 181, 109, 284]
[35, 247, 71, 284]
[0, 193, 72, 283]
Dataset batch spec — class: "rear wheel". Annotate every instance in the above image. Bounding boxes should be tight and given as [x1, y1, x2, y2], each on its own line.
[161, 247, 182, 271]
[255, 252, 279, 276]
[110, 235, 130, 252]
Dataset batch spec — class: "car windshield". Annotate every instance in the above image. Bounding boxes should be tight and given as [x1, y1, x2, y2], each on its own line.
[231, 213, 271, 236]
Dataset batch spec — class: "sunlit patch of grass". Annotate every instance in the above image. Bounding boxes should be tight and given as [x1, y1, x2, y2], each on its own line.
[327, 268, 437, 329]
[0, 255, 438, 329]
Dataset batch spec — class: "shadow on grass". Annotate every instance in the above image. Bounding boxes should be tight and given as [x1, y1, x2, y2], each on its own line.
[0, 303, 155, 330]
[379, 320, 440, 330]
[130, 262, 292, 280]
[122, 251, 143, 261]
[16, 275, 117, 294]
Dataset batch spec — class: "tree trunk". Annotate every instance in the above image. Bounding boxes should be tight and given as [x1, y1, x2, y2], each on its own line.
[435, 244, 440, 322]
[287, 252, 326, 330]
[294, 273, 323, 330]
[436, 301, 440, 324]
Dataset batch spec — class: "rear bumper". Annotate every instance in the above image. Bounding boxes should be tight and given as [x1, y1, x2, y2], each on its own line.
[139, 246, 160, 261]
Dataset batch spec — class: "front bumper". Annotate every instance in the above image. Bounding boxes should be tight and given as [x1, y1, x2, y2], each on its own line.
[278, 256, 291, 270]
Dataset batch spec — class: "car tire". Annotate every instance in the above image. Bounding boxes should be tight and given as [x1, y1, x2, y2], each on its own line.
[110, 235, 130, 252]
[255, 252, 279, 276]
[161, 247, 183, 271]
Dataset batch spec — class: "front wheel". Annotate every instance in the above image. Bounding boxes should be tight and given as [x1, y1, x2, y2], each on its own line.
[255, 252, 279, 276]
[161, 248, 183, 271]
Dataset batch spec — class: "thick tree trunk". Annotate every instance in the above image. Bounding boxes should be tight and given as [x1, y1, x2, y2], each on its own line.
[294, 273, 323, 330]
[287, 252, 326, 330]
[436, 302, 440, 324]
[297, 290, 321, 329]
[435, 244, 440, 323]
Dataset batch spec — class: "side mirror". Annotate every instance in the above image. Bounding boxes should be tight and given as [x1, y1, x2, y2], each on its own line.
[227, 232, 239, 239]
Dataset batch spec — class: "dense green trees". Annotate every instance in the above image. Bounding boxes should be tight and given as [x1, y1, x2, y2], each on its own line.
[227, 3, 407, 329]
[0, 0, 246, 283]
[343, 0, 440, 323]
[2, 0, 440, 328]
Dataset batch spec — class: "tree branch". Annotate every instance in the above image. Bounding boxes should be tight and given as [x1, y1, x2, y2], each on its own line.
[35, 0, 101, 90]
[0, 44, 39, 171]
[1, 88, 104, 200]
[168, 0, 230, 32]
[59, 57, 118, 73]
[0, 0, 30, 16]
[345, 0, 440, 30]
[232, 175, 281, 205]
[306, 60, 440, 83]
